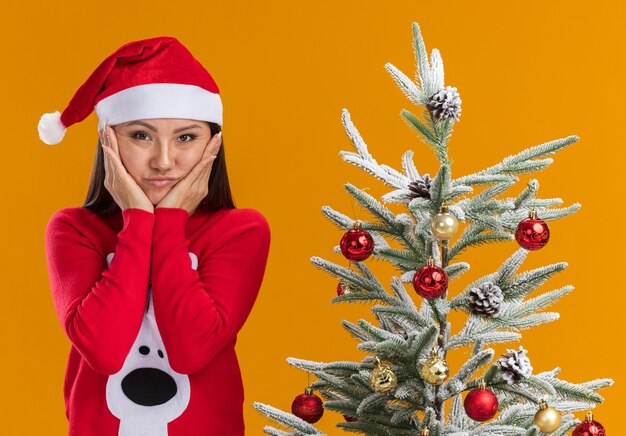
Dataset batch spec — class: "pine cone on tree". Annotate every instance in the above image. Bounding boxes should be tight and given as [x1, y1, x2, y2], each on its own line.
[497, 346, 533, 386]
[408, 174, 432, 200]
[426, 86, 462, 122]
[469, 281, 504, 316]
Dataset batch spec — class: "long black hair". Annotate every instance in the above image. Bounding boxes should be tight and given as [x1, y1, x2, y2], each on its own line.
[83, 121, 236, 216]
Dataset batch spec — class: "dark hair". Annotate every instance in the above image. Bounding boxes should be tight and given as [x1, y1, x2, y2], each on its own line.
[83, 121, 236, 216]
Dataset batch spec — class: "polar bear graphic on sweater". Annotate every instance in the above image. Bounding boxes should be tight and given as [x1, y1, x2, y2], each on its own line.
[105, 251, 197, 436]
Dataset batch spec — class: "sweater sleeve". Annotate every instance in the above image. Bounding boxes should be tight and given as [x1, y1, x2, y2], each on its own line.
[150, 207, 271, 375]
[44, 208, 155, 375]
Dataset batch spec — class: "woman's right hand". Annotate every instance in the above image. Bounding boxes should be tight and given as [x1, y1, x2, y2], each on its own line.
[100, 124, 154, 214]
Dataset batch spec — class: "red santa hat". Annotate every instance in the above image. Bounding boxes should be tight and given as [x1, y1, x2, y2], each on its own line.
[38, 36, 222, 145]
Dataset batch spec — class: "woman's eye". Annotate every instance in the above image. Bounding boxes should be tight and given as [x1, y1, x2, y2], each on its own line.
[132, 131, 150, 141]
[130, 131, 196, 142]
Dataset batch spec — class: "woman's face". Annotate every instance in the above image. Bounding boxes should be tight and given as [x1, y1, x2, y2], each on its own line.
[111, 118, 213, 206]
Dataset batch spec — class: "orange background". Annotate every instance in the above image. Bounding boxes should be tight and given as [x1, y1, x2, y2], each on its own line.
[1, 0, 623, 433]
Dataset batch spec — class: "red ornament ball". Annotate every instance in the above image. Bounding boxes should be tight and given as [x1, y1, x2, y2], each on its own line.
[464, 386, 499, 421]
[515, 211, 550, 251]
[413, 261, 448, 299]
[573, 412, 606, 436]
[291, 388, 324, 423]
[337, 281, 353, 296]
[340, 225, 374, 261]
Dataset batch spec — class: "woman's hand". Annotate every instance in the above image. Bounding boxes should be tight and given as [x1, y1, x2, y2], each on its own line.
[100, 124, 154, 214]
[155, 131, 222, 214]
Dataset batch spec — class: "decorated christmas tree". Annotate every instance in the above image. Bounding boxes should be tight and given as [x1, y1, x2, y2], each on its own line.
[253, 22, 613, 435]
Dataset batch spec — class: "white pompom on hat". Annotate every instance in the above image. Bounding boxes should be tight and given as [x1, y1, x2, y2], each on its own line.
[38, 36, 223, 145]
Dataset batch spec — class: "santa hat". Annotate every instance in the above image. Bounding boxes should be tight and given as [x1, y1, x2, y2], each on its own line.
[38, 36, 222, 145]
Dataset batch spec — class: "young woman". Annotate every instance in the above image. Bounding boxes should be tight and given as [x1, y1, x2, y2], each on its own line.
[40, 37, 271, 436]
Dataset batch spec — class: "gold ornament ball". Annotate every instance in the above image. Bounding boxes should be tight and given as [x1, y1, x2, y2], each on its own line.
[370, 364, 397, 393]
[533, 401, 561, 432]
[420, 355, 449, 385]
[431, 211, 458, 240]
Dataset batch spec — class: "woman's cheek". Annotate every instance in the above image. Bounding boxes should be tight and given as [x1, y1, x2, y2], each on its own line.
[117, 144, 137, 173]
[191, 146, 206, 164]
[186, 153, 202, 168]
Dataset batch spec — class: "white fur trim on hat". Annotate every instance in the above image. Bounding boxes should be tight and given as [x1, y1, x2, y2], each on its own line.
[38, 111, 67, 145]
[94, 83, 223, 130]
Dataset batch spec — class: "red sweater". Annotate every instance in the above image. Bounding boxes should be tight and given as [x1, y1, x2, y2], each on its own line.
[44, 206, 271, 436]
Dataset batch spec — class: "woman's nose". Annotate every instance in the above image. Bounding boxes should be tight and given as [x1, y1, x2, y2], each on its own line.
[151, 143, 175, 170]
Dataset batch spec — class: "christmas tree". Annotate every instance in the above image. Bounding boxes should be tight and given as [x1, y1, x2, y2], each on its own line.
[253, 22, 613, 435]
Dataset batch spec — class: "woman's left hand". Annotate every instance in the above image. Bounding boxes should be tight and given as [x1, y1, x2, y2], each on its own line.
[155, 131, 222, 214]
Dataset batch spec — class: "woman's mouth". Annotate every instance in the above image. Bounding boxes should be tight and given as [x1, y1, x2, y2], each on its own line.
[146, 179, 176, 187]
